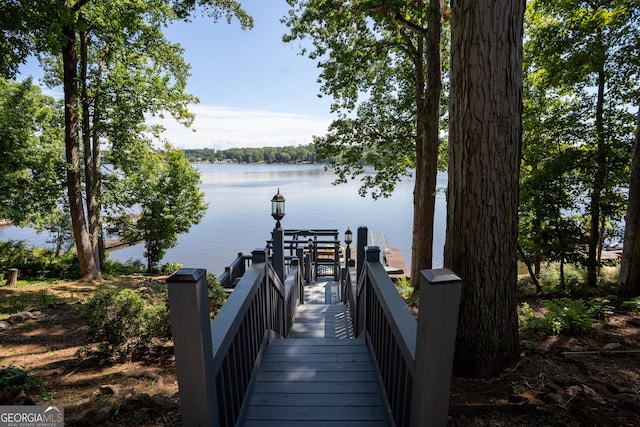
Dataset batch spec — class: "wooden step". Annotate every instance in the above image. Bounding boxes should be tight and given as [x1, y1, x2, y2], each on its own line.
[289, 304, 354, 339]
[239, 338, 391, 427]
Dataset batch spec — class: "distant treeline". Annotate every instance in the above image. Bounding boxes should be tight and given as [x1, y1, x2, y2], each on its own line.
[183, 145, 322, 164]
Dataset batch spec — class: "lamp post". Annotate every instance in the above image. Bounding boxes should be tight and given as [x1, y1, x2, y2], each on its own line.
[271, 188, 285, 229]
[271, 189, 285, 284]
[344, 227, 353, 267]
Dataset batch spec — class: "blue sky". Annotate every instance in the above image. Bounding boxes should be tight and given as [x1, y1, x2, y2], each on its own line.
[19, 1, 334, 150]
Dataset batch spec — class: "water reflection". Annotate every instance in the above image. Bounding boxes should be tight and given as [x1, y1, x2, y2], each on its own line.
[0, 163, 447, 276]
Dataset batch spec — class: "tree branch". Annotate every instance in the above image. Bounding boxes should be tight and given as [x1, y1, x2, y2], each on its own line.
[393, 11, 427, 38]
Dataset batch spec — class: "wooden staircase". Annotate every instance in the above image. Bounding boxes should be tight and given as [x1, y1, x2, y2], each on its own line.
[238, 280, 392, 427]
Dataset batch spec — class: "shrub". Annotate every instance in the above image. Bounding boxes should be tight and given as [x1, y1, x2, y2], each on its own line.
[161, 261, 182, 275]
[0, 241, 80, 280]
[207, 272, 227, 317]
[103, 258, 145, 275]
[519, 297, 613, 336]
[80, 288, 171, 356]
[0, 367, 45, 401]
[622, 296, 640, 314]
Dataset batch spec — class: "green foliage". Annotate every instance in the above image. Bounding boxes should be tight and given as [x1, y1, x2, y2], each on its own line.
[161, 261, 183, 275]
[539, 263, 586, 292]
[0, 241, 80, 280]
[519, 298, 613, 336]
[183, 145, 318, 164]
[283, 0, 445, 199]
[109, 146, 208, 272]
[621, 297, 640, 313]
[0, 293, 32, 314]
[80, 288, 171, 356]
[207, 272, 227, 317]
[0, 78, 65, 227]
[394, 277, 418, 307]
[0, 367, 45, 397]
[103, 258, 146, 275]
[523, 1, 639, 287]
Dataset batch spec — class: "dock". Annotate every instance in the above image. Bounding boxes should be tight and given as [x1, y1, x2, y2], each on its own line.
[349, 246, 410, 281]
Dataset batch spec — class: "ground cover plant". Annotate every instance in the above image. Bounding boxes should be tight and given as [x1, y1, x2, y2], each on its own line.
[0, 251, 638, 425]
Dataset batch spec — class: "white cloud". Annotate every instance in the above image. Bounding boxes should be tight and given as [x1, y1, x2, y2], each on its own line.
[150, 104, 333, 150]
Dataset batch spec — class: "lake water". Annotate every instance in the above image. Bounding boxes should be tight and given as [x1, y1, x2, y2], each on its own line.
[0, 164, 448, 276]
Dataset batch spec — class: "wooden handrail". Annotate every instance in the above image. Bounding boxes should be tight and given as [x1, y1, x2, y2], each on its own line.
[347, 242, 461, 427]
[218, 252, 251, 289]
[169, 227, 459, 427]
[167, 248, 304, 427]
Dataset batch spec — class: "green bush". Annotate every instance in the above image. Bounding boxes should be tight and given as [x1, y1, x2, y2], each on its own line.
[0, 367, 45, 399]
[103, 258, 145, 275]
[0, 241, 80, 280]
[207, 272, 227, 317]
[622, 296, 640, 313]
[519, 297, 613, 336]
[80, 288, 171, 356]
[161, 261, 182, 275]
[539, 263, 586, 292]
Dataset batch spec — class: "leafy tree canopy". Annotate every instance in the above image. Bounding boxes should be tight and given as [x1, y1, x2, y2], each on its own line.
[0, 78, 65, 227]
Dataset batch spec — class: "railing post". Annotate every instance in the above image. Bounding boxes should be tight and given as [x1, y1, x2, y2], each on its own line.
[252, 248, 266, 263]
[272, 225, 285, 284]
[357, 246, 380, 337]
[167, 268, 219, 427]
[356, 226, 368, 284]
[410, 269, 461, 427]
[333, 237, 340, 280]
[304, 252, 312, 284]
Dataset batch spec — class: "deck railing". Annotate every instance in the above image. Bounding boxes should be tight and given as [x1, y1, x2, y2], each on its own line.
[345, 236, 461, 427]
[168, 225, 460, 427]
[217, 252, 251, 289]
[267, 228, 341, 280]
[167, 248, 305, 427]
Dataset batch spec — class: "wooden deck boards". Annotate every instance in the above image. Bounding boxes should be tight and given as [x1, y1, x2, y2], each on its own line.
[240, 338, 391, 427]
[288, 304, 354, 339]
[303, 278, 341, 304]
[237, 279, 391, 426]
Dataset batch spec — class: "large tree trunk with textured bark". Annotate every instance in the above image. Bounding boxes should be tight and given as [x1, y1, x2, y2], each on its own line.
[411, 0, 442, 289]
[62, 24, 100, 280]
[618, 108, 640, 297]
[444, 0, 524, 377]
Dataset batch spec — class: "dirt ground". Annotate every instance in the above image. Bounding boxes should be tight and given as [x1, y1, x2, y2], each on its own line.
[1, 277, 639, 426]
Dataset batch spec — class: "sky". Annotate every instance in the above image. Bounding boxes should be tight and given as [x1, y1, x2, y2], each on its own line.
[18, 1, 335, 150]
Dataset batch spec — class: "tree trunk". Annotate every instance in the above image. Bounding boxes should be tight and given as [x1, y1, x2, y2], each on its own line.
[445, 0, 523, 377]
[80, 30, 98, 268]
[62, 24, 100, 280]
[5, 269, 18, 286]
[411, 0, 442, 290]
[618, 107, 640, 297]
[517, 244, 541, 293]
[587, 65, 607, 287]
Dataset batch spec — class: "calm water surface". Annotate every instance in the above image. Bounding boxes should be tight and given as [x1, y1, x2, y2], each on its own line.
[1, 164, 447, 276]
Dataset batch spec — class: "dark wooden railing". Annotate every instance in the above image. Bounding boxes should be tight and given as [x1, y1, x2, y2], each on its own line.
[168, 225, 460, 427]
[167, 248, 305, 427]
[267, 228, 341, 280]
[217, 252, 251, 289]
[344, 238, 461, 427]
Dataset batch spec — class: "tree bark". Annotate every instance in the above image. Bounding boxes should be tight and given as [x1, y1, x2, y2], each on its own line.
[80, 28, 103, 272]
[62, 23, 100, 280]
[445, 0, 523, 377]
[5, 269, 18, 286]
[618, 107, 640, 297]
[411, 0, 442, 289]
[587, 64, 607, 287]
